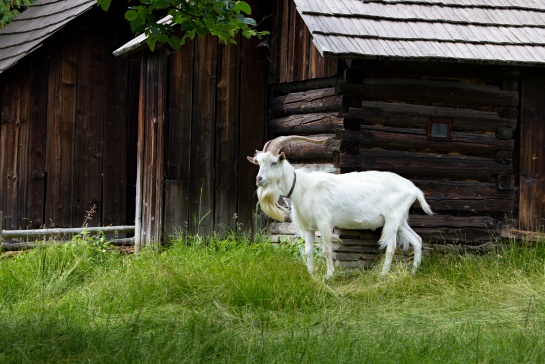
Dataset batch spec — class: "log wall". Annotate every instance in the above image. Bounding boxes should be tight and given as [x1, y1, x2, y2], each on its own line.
[267, 60, 520, 269]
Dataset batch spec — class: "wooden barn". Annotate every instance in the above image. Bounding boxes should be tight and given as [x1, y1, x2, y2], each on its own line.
[114, 0, 545, 264]
[0, 0, 138, 233]
[113, 1, 274, 248]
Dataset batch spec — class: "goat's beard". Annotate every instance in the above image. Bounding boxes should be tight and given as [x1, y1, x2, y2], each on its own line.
[257, 185, 289, 222]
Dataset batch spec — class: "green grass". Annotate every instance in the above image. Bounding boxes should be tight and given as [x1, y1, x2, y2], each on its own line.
[0, 234, 544, 363]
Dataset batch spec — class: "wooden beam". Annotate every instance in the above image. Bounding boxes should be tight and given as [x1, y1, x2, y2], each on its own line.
[346, 101, 517, 132]
[339, 78, 519, 108]
[339, 149, 512, 182]
[269, 87, 343, 117]
[269, 112, 343, 135]
[501, 229, 545, 242]
[337, 126, 513, 158]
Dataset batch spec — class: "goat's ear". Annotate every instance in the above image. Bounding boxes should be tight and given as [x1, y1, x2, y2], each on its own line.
[247, 156, 259, 165]
[279, 152, 286, 162]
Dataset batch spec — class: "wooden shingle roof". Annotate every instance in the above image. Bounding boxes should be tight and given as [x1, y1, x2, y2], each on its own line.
[0, 0, 95, 74]
[294, 0, 545, 65]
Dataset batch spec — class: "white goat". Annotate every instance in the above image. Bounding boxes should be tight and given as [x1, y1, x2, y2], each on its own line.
[247, 135, 433, 277]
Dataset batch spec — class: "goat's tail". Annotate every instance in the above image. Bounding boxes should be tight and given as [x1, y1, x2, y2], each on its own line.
[416, 189, 433, 215]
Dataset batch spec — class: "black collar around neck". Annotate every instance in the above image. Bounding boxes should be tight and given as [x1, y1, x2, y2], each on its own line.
[285, 171, 296, 199]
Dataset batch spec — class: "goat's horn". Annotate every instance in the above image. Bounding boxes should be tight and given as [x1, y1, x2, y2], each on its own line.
[263, 135, 328, 155]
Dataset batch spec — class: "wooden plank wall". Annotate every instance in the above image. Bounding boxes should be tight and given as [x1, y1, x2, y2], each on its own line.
[520, 69, 545, 231]
[0, 7, 136, 232]
[269, 0, 339, 84]
[134, 51, 167, 246]
[160, 0, 271, 238]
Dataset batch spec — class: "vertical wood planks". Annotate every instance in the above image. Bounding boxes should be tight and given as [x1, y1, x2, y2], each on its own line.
[134, 56, 146, 251]
[0, 5, 137, 234]
[269, 0, 284, 84]
[190, 36, 217, 234]
[279, 0, 292, 83]
[520, 71, 545, 230]
[103, 24, 129, 227]
[135, 51, 167, 244]
[126, 56, 141, 227]
[73, 28, 104, 227]
[154, 51, 166, 242]
[164, 43, 194, 235]
[269, 0, 339, 83]
[16, 60, 30, 230]
[215, 42, 241, 231]
[0, 71, 22, 230]
[142, 52, 158, 243]
[237, 0, 268, 227]
[26, 52, 49, 228]
[294, 11, 310, 81]
[46, 43, 76, 228]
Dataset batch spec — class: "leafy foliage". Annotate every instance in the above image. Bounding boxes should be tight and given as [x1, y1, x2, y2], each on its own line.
[97, 0, 269, 51]
[0, 0, 32, 29]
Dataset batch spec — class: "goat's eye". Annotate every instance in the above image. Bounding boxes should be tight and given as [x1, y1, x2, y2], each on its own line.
[271, 161, 278, 166]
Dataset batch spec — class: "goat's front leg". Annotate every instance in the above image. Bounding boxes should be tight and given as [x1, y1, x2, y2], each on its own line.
[301, 230, 316, 274]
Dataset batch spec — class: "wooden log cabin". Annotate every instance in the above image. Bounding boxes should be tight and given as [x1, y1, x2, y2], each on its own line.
[264, 0, 545, 266]
[113, 0, 545, 266]
[0, 0, 138, 233]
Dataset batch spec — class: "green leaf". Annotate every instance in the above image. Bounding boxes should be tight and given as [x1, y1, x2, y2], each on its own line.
[196, 26, 208, 38]
[125, 10, 138, 21]
[97, 0, 111, 11]
[235, 14, 246, 24]
[236, 1, 252, 15]
[147, 37, 156, 52]
[243, 17, 256, 26]
[156, 33, 169, 43]
[185, 29, 196, 40]
[167, 36, 182, 50]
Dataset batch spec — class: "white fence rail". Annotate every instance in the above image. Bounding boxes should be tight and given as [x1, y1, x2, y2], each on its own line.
[0, 211, 135, 251]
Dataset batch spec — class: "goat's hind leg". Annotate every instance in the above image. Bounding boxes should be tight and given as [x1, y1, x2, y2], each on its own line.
[401, 221, 423, 273]
[379, 220, 400, 276]
[301, 230, 316, 274]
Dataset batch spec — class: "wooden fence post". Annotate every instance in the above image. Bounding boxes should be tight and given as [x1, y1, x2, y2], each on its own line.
[0, 211, 3, 240]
